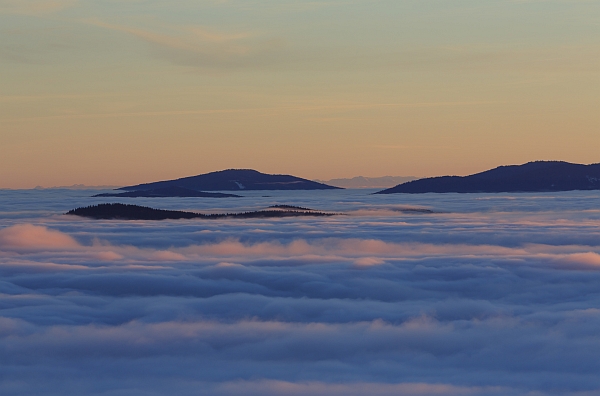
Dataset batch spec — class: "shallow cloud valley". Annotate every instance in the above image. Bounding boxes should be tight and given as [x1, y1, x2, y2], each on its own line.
[1, 189, 600, 395]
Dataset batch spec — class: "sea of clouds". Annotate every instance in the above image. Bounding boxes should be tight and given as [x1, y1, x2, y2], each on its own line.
[1, 189, 600, 395]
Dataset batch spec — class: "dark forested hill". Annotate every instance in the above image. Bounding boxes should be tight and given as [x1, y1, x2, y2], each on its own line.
[376, 161, 600, 194]
[67, 203, 336, 220]
[119, 169, 340, 192]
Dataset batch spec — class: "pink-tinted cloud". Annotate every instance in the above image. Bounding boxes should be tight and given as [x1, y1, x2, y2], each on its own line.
[91, 251, 123, 261]
[214, 380, 507, 396]
[0, 224, 79, 251]
[354, 257, 386, 267]
[562, 252, 600, 267]
[179, 238, 530, 261]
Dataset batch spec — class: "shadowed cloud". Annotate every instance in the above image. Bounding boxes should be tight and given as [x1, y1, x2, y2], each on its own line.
[1, 190, 600, 395]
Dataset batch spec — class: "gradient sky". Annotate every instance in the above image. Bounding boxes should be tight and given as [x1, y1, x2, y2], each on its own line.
[1, 0, 598, 188]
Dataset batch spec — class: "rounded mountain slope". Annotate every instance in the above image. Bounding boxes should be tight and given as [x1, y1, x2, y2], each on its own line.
[120, 169, 341, 191]
[376, 161, 600, 194]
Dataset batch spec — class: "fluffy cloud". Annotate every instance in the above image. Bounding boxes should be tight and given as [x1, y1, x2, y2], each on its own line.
[1, 190, 600, 395]
[0, 224, 79, 251]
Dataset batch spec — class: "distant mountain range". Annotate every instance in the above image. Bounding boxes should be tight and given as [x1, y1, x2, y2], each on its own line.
[95, 186, 241, 198]
[376, 161, 600, 194]
[34, 184, 120, 190]
[119, 169, 340, 193]
[316, 176, 417, 189]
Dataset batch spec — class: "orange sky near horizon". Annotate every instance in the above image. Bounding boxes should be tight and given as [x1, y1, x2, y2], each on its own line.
[1, 0, 598, 188]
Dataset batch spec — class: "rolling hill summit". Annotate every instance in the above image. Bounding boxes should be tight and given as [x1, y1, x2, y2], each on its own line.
[377, 161, 600, 194]
[118, 169, 340, 193]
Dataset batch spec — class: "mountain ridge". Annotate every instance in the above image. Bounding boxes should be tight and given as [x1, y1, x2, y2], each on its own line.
[67, 203, 337, 220]
[120, 169, 340, 192]
[376, 161, 600, 194]
[94, 186, 241, 198]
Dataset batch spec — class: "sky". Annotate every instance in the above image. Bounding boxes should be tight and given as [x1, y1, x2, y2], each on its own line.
[1, 0, 599, 188]
[2, 189, 600, 395]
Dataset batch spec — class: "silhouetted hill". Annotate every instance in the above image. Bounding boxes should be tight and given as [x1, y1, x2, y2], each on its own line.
[94, 186, 241, 198]
[120, 169, 340, 192]
[268, 205, 314, 211]
[67, 203, 337, 220]
[376, 161, 600, 194]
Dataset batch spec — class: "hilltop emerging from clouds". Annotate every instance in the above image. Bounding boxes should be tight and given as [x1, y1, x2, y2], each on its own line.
[118, 169, 340, 193]
[378, 161, 600, 194]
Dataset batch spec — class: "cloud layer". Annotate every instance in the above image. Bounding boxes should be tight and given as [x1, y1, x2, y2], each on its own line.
[1, 190, 600, 395]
